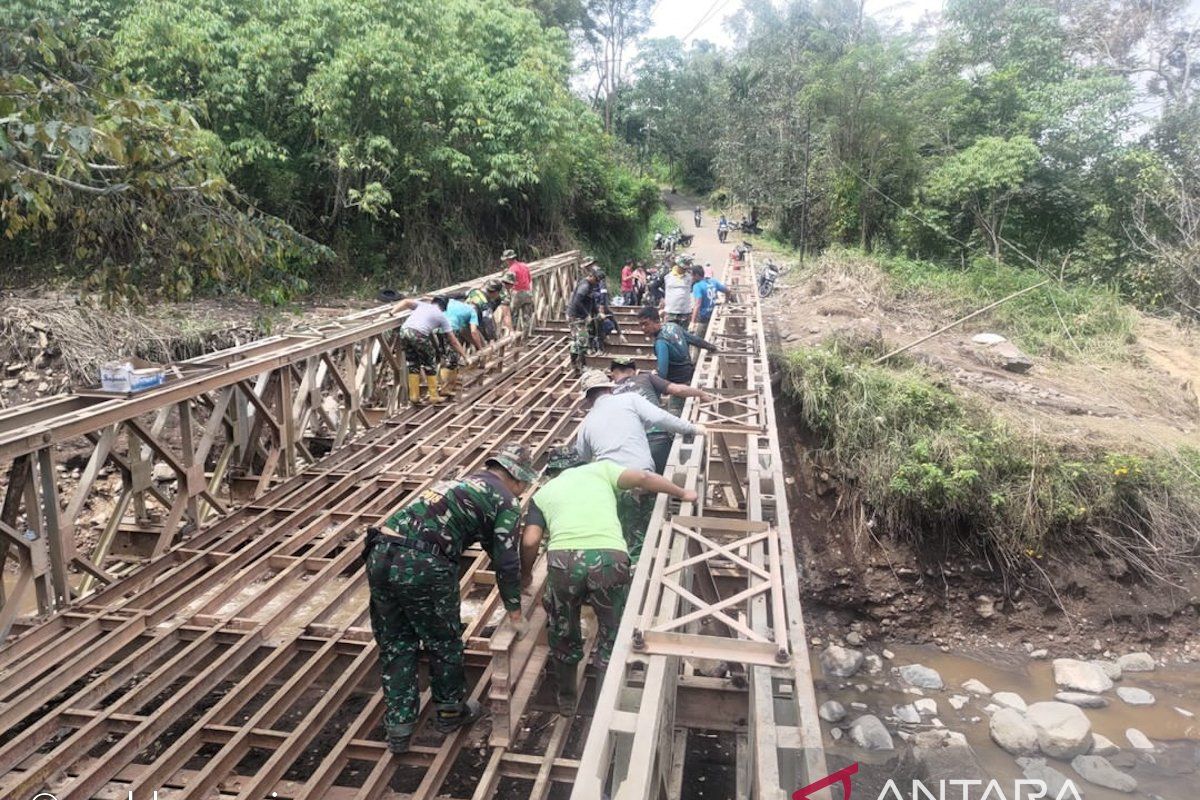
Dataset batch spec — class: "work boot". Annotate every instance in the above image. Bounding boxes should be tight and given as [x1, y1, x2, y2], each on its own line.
[385, 723, 413, 754]
[553, 659, 578, 716]
[432, 699, 483, 734]
[406, 374, 424, 405]
[425, 374, 444, 404]
[440, 367, 457, 397]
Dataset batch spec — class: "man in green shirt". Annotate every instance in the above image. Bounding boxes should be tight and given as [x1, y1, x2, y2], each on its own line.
[365, 442, 537, 753]
[520, 446, 698, 715]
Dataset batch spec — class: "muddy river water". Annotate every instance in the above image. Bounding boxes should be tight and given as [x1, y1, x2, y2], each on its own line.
[817, 643, 1200, 799]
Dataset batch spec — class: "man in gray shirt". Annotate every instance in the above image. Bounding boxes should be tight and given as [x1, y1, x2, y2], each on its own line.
[661, 265, 694, 330]
[573, 369, 705, 558]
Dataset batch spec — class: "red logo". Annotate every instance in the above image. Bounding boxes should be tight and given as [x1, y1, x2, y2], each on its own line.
[793, 763, 859, 800]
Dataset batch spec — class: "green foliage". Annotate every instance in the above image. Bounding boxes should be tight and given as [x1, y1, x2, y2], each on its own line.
[623, 0, 1200, 319]
[780, 344, 1200, 574]
[868, 250, 1135, 361]
[0, 20, 327, 302]
[3, 0, 655, 296]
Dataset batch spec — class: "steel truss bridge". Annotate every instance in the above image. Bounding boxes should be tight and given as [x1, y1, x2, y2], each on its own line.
[0, 250, 828, 799]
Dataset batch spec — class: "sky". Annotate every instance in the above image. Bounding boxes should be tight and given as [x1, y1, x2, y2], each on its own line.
[645, 0, 946, 49]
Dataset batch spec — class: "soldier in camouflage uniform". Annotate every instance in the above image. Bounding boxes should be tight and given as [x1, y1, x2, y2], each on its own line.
[520, 445, 698, 715]
[391, 296, 468, 405]
[566, 267, 601, 375]
[365, 443, 537, 753]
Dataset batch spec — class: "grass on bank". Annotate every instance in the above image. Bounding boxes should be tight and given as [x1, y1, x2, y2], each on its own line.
[780, 343, 1200, 582]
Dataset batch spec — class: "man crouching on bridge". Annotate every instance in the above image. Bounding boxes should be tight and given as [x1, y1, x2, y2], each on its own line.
[520, 445, 697, 716]
[363, 443, 537, 754]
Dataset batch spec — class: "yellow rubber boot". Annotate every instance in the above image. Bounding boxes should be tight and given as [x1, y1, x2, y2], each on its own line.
[406, 374, 424, 405]
[425, 374, 444, 404]
[441, 368, 458, 397]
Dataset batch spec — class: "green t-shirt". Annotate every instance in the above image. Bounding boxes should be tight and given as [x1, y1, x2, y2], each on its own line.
[528, 460, 627, 552]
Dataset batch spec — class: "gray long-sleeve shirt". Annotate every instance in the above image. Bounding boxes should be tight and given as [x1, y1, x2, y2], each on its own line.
[575, 392, 697, 471]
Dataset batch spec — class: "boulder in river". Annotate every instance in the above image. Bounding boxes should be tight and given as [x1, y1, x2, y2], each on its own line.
[1091, 733, 1119, 756]
[992, 691, 1028, 713]
[989, 708, 1039, 756]
[1116, 687, 1155, 706]
[1071, 755, 1137, 792]
[961, 678, 991, 695]
[819, 700, 846, 723]
[849, 715, 895, 751]
[1055, 692, 1108, 708]
[1017, 758, 1073, 798]
[899, 663, 944, 690]
[1026, 701, 1094, 759]
[1092, 659, 1122, 681]
[1125, 728, 1154, 751]
[1052, 658, 1114, 694]
[820, 645, 864, 678]
[892, 703, 921, 724]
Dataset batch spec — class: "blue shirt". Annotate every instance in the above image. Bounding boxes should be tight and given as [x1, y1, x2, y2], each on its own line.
[691, 278, 727, 321]
[445, 299, 479, 331]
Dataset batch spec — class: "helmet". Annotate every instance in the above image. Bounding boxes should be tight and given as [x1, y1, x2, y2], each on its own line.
[579, 368, 614, 397]
[485, 442, 538, 483]
[544, 445, 585, 474]
[484, 278, 503, 293]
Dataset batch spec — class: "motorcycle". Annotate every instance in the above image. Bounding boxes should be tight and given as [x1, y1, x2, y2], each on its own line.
[757, 260, 784, 297]
[717, 223, 729, 243]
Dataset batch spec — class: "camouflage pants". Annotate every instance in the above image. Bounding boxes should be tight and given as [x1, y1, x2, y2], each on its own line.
[543, 549, 631, 668]
[400, 328, 439, 377]
[365, 541, 464, 729]
[616, 490, 656, 562]
[511, 290, 535, 335]
[438, 332, 463, 369]
[568, 319, 589, 365]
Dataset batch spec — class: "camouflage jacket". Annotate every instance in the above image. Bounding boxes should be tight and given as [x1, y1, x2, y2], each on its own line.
[383, 471, 522, 610]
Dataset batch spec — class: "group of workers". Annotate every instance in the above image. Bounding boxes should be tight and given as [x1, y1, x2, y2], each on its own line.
[393, 250, 534, 404]
[365, 246, 736, 755]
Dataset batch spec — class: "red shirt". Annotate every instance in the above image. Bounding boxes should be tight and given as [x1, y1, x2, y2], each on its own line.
[620, 265, 634, 292]
[507, 260, 532, 291]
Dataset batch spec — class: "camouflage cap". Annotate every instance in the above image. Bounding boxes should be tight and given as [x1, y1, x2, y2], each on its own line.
[544, 445, 585, 474]
[484, 278, 503, 293]
[500, 271, 516, 284]
[486, 442, 538, 483]
[580, 368, 615, 396]
[501, 249, 517, 260]
[609, 355, 636, 370]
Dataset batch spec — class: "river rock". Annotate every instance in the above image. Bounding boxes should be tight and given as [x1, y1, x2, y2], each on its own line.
[907, 730, 987, 784]
[914, 698, 938, 716]
[849, 715, 894, 751]
[863, 654, 883, 674]
[152, 462, 176, 482]
[972, 332, 1007, 345]
[899, 663, 944, 690]
[830, 727, 843, 741]
[992, 692, 1027, 713]
[1055, 692, 1109, 708]
[949, 695, 969, 710]
[819, 701, 846, 723]
[1125, 728, 1154, 751]
[1092, 659, 1123, 681]
[962, 679, 991, 695]
[1091, 733, 1119, 756]
[1116, 687, 1155, 706]
[1017, 758, 1073, 798]
[819, 645, 863, 678]
[892, 703, 921, 724]
[845, 631, 864, 646]
[1175, 707, 1194, 718]
[1117, 652, 1155, 672]
[1026, 701, 1094, 759]
[989, 708, 1039, 755]
[1053, 658, 1114, 694]
[1071, 755, 1138, 792]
